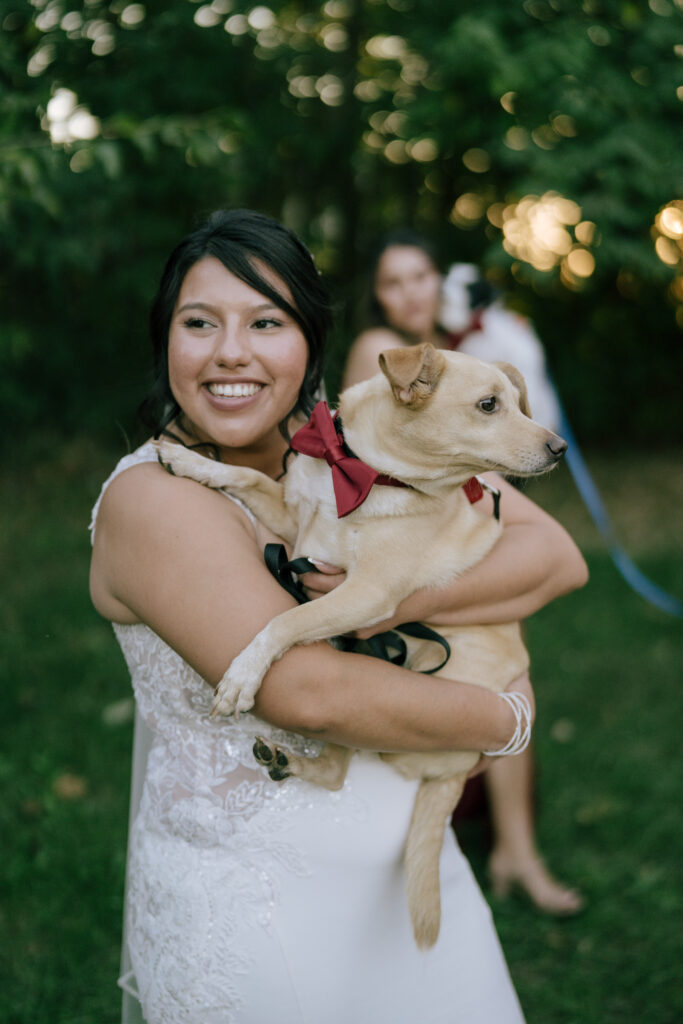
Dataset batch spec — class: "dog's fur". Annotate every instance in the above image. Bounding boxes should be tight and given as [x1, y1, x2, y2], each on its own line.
[156, 343, 566, 948]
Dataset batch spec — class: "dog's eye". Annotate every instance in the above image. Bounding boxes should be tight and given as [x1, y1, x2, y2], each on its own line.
[478, 396, 498, 414]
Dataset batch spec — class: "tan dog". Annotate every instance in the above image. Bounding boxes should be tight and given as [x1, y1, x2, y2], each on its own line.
[157, 343, 567, 948]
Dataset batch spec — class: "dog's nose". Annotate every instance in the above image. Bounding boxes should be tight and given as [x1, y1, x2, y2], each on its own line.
[546, 435, 568, 460]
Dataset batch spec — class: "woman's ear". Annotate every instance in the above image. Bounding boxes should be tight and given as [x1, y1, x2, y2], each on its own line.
[379, 343, 446, 407]
[494, 361, 532, 418]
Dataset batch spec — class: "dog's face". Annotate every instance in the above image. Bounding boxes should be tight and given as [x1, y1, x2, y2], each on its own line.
[377, 343, 566, 480]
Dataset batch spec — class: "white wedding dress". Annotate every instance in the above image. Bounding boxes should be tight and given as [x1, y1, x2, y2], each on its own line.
[91, 444, 525, 1024]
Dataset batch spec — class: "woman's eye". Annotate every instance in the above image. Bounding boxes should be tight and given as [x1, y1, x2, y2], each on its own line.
[478, 396, 498, 414]
[184, 317, 213, 330]
[252, 317, 282, 330]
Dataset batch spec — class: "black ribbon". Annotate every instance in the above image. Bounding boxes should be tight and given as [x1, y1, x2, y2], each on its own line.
[264, 543, 317, 604]
[264, 543, 451, 673]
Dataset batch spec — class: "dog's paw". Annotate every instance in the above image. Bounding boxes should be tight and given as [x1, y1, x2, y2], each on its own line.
[153, 439, 223, 488]
[210, 677, 253, 718]
[210, 656, 262, 719]
[253, 737, 291, 781]
[211, 640, 271, 718]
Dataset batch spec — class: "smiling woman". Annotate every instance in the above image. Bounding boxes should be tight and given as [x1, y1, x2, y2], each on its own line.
[139, 209, 329, 460]
[167, 257, 309, 475]
[88, 209, 587, 1024]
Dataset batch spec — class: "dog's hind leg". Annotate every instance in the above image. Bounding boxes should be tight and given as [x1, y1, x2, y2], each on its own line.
[404, 773, 467, 949]
[253, 738, 352, 791]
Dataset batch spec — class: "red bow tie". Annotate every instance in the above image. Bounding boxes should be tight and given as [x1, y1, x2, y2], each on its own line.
[290, 402, 405, 517]
[290, 401, 485, 518]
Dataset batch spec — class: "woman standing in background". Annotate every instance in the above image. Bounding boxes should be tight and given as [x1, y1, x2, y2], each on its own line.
[342, 229, 584, 917]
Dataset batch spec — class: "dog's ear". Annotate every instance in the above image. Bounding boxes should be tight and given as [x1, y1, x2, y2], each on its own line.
[494, 362, 531, 418]
[379, 343, 446, 407]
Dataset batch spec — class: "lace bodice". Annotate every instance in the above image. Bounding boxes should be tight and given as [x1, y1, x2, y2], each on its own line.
[90, 443, 329, 830]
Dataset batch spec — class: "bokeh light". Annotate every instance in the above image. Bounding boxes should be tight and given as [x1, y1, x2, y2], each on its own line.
[652, 200, 683, 325]
[462, 148, 490, 173]
[450, 193, 486, 229]
[42, 88, 101, 144]
[458, 190, 598, 289]
[501, 192, 581, 266]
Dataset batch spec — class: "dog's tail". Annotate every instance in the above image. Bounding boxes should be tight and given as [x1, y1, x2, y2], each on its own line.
[404, 774, 467, 949]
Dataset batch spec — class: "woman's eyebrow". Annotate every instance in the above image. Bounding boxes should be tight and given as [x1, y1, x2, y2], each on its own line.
[176, 300, 281, 314]
[176, 301, 218, 315]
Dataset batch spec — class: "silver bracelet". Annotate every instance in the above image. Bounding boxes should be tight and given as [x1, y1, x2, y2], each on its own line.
[482, 691, 533, 757]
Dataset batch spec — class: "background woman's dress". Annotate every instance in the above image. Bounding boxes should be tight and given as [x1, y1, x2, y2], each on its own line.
[92, 444, 525, 1024]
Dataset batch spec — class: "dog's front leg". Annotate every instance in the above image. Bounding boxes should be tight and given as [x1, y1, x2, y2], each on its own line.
[212, 578, 396, 717]
[154, 440, 297, 543]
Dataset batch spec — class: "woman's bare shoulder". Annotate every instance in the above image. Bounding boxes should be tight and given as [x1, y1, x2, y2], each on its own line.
[351, 326, 406, 352]
[342, 328, 407, 388]
[91, 459, 259, 622]
[97, 459, 252, 536]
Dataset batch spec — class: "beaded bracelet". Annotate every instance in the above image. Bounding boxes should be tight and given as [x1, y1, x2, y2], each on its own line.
[482, 691, 533, 757]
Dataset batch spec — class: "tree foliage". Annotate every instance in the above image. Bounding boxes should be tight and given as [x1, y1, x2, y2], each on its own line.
[1, 0, 682, 445]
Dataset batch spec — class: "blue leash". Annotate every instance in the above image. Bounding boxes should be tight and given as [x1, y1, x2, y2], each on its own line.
[555, 391, 683, 618]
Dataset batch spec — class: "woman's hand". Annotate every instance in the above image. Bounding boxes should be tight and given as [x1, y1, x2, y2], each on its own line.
[299, 560, 346, 600]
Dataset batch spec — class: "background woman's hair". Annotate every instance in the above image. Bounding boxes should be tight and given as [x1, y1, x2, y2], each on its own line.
[359, 228, 440, 332]
[139, 208, 333, 439]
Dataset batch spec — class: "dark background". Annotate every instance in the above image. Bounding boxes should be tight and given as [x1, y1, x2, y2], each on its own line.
[1, 0, 682, 450]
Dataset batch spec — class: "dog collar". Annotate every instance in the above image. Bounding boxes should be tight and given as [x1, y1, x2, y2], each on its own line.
[290, 401, 408, 518]
[468, 475, 501, 520]
[290, 401, 494, 519]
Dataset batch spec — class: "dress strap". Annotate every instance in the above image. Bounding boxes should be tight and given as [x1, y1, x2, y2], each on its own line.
[89, 440, 257, 545]
[89, 441, 159, 544]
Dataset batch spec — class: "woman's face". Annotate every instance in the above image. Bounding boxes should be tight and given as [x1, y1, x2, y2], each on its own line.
[374, 245, 442, 338]
[168, 256, 308, 468]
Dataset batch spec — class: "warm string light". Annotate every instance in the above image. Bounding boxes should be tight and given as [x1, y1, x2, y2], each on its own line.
[450, 190, 596, 289]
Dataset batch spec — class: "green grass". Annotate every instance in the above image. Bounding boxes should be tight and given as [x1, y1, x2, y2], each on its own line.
[1, 438, 132, 1024]
[1, 438, 681, 1023]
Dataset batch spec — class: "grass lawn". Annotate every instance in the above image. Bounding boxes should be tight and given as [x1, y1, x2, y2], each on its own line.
[1, 436, 681, 1023]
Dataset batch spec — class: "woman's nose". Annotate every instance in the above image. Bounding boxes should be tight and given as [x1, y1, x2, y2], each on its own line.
[213, 324, 251, 366]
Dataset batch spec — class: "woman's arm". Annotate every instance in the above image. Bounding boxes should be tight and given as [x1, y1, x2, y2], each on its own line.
[398, 473, 588, 626]
[90, 462, 523, 754]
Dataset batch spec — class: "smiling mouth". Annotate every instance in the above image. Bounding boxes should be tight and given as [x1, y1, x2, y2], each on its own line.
[207, 382, 263, 398]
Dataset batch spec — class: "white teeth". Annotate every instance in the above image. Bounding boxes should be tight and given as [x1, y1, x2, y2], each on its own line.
[208, 382, 262, 398]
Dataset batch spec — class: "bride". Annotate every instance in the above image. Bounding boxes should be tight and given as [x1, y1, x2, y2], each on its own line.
[89, 209, 587, 1023]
